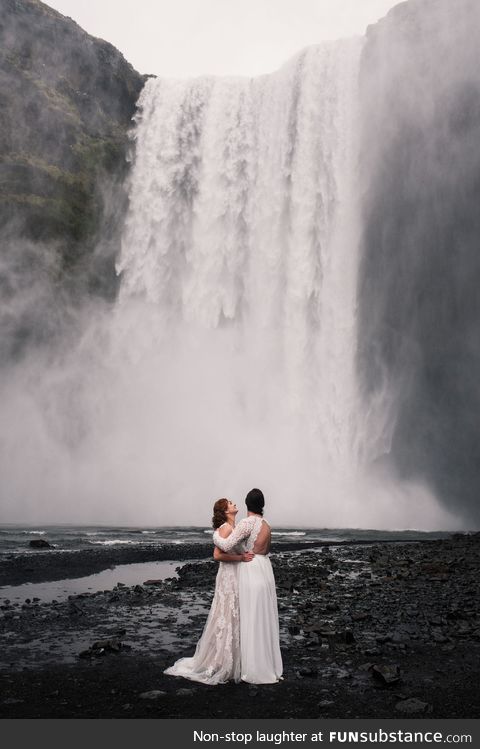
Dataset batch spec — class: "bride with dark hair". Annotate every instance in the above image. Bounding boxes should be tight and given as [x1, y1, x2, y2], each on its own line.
[164, 498, 253, 684]
[213, 488, 283, 684]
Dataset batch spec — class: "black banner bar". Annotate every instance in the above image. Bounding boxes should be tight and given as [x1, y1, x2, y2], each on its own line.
[2, 719, 479, 749]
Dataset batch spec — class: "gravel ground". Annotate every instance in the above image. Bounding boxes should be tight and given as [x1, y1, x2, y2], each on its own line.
[0, 533, 479, 718]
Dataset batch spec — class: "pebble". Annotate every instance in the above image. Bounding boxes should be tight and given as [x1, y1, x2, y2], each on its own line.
[139, 690, 167, 700]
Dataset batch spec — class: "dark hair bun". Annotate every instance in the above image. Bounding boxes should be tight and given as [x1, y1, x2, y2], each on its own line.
[245, 488, 264, 516]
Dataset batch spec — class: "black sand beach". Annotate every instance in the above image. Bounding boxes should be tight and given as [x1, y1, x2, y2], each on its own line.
[1, 534, 479, 719]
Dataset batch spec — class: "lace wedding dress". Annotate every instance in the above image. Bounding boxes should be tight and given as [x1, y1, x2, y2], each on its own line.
[213, 516, 283, 684]
[164, 525, 242, 684]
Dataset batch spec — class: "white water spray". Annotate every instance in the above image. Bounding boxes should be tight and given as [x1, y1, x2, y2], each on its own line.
[117, 41, 363, 503]
[0, 41, 459, 529]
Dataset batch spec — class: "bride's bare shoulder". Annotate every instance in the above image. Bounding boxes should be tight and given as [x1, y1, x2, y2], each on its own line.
[217, 523, 233, 538]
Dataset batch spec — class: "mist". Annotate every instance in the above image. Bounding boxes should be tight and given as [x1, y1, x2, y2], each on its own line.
[0, 293, 458, 529]
[357, 0, 480, 528]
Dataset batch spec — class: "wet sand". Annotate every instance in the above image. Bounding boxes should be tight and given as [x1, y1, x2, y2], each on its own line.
[0, 533, 479, 718]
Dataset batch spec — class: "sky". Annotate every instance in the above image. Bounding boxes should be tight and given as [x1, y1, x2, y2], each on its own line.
[46, 0, 400, 77]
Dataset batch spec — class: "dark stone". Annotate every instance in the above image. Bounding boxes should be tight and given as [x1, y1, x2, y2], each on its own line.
[431, 629, 449, 644]
[139, 690, 166, 700]
[341, 629, 355, 645]
[278, 578, 296, 592]
[352, 612, 370, 622]
[317, 699, 334, 709]
[79, 637, 128, 658]
[371, 664, 401, 685]
[28, 539, 53, 549]
[395, 697, 432, 715]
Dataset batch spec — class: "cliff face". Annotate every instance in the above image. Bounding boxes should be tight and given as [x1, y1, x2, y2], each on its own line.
[0, 0, 145, 294]
[358, 0, 480, 523]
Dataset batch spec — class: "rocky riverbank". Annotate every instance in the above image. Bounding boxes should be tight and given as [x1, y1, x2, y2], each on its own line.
[0, 533, 479, 718]
[0, 538, 406, 587]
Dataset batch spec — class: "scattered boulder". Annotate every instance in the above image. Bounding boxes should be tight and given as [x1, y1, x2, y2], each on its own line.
[29, 539, 53, 549]
[358, 662, 374, 671]
[371, 664, 401, 685]
[139, 690, 166, 700]
[278, 578, 296, 592]
[431, 629, 449, 643]
[78, 638, 130, 658]
[395, 697, 432, 715]
[341, 629, 355, 644]
[352, 612, 370, 622]
[318, 699, 335, 709]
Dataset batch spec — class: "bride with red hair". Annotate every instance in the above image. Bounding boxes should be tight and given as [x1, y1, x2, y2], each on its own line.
[164, 498, 253, 684]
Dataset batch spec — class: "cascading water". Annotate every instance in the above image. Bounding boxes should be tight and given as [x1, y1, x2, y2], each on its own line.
[116, 41, 369, 522]
[0, 36, 462, 529]
[109, 37, 461, 529]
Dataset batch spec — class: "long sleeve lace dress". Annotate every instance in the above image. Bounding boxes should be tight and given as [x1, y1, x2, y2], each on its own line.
[164, 524, 242, 684]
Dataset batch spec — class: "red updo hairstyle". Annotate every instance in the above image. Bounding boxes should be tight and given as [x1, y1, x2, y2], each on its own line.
[212, 498, 229, 529]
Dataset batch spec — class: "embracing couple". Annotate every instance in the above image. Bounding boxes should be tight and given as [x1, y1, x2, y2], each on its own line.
[165, 488, 283, 685]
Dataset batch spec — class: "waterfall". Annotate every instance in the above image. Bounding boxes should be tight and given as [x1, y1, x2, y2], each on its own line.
[116, 40, 368, 521]
[0, 33, 461, 529]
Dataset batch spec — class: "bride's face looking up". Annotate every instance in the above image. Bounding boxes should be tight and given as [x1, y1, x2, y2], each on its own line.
[226, 500, 238, 522]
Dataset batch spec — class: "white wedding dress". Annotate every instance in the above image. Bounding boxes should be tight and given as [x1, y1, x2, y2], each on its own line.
[164, 526, 242, 684]
[213, 516, 283, 684]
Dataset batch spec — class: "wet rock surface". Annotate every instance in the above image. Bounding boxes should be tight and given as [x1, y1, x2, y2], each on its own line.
[0, 543, 215, 587]
[0, 534, 479, 718]
[0, 538, 390, 587]
[0, 0, 144, 265]
[28, 539, 54, 550]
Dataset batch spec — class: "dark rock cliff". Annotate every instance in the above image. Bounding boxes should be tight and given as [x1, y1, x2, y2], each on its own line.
[0, 0, 145, 297]
[358, 0, 480, 524]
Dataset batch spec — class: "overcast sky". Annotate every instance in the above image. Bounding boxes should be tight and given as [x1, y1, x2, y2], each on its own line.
[46, 0, 400, 77]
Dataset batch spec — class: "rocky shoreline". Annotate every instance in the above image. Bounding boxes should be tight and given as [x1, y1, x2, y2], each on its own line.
[0, 538, 412, 587]
[0, 534, 479, 718]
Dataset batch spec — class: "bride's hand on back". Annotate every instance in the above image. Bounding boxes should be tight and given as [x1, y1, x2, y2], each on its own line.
[242, 551, 255, 562]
